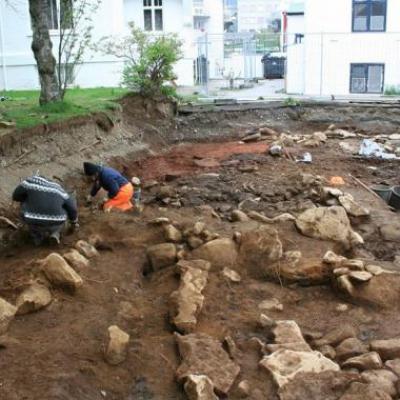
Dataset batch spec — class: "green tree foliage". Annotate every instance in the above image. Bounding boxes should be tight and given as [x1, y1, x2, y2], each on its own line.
[102, 23, 183, 97]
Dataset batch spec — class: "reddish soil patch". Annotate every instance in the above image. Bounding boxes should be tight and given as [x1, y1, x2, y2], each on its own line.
[128, 141, 269, 181]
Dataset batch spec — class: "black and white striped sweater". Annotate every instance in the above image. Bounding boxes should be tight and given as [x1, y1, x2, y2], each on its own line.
[12, 176, 78, 225]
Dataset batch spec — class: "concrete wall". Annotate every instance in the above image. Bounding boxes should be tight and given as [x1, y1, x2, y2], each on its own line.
[286, 0, 400, 96]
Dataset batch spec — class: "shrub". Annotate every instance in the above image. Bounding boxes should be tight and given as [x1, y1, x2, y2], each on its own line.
[102, 24, 183, 97]
[384, 85, 400, 96]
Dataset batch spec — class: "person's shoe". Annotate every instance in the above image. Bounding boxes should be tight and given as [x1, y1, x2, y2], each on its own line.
[49, 232, 61, 246]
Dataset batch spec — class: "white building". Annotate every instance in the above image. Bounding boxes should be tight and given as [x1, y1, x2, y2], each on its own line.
[286, 0, 400, 96]
[0, 0, 224, 90]
[237, 0, 281, 32]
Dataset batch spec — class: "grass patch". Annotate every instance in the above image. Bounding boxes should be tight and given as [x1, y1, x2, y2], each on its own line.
[0, 87, 129, 129]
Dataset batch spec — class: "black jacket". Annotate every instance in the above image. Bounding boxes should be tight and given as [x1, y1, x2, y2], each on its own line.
[12, 176, 78, 226]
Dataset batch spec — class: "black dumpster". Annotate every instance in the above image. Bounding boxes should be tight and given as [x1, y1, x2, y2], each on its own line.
[261, 54, 286, 79]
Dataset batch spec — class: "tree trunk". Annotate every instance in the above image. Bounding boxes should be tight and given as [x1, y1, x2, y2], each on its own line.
[29, 0, 61, 105]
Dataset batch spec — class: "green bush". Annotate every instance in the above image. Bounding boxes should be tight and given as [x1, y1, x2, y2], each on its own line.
[103, 24, 183, 97]
[384, 85, 400, 96]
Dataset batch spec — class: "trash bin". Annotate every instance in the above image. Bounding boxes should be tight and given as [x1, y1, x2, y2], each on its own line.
[261, 54, 286, 79]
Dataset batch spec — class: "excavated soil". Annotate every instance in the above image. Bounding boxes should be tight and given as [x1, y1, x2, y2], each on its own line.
[1, 100, 400, 399]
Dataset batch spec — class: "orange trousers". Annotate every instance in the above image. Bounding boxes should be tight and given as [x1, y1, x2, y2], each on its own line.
[104, 183, 134, 212]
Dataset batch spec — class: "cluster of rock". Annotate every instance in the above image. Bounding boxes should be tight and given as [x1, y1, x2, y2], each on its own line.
[0, 238, 130, 368]
[145, 221, 243, 398]
[257, 312, 400, 400]
[0, 239, 98, 337]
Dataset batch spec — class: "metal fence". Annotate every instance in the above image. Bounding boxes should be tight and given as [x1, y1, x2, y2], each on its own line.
[192, 32, 400, 100]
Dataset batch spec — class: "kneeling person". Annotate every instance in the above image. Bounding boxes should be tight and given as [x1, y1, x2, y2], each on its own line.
[12, 175, 78, 245]
[84, 162, 134, 212]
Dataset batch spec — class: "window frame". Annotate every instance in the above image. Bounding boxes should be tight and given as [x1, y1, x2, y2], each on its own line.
[349, 63, 385, 94]
[143, 0, 163, 32]
[352, 0, 387, 33]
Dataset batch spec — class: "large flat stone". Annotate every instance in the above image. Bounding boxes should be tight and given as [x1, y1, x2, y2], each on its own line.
[175, 333, 240, 396]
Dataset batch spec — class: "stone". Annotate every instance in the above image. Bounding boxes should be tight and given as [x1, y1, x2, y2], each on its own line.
[238, 226, 283, 278]
[361, 369, 397, 397]
[146, 243, 177, 271]
[380, 223, 400, 242]
[191, 238, 238, 271]
[341, 259, 365, 271]
[279, 254, 330, 285]
[183, 375, 218, 400]
[385, 358, 400, 377]
[104, 325, 130, 365]
[16, 283, 52, 315]
[365, 265, 384, 276]
[0, 298, 17, 335]
[177, 259, 211, 272]
[314, 325, 357, 347]
[318, 345, 336, 360]
[148, 217, 171, 225]
[63, 249, 90, 269]
[259, 314, 276, 329]
[278, 370, 360, 400]
[371, 338, 400, 361]
[336, 304, 349, 312]
[164, 225, 182, 243]
[75, 240, 99, 258]
[334, 268, 350, 276]
[272, 320, 307, 344]
[222, 268, 241, 283]
[271, 320, 311, 352]
[175, 333, 240, 395]
[41, 253, 83, 292]
[260, 126, 278, 136]
[157, 185, 176, 199]
[237, 380, 250, 398]
[339, 194, 370, 217]
[231, 210, 249, 222]
[241, 132, 262, 142]
[295, 206, 364, 248]
[323, 187, 344, 198]
[348, 271, 373, 283]
[335, 338, 369, 361]
[259, 349, 340, 388]
[323, 251, 347, 266]
[337, 275, 355, 296]
[193, 222, 206, 236]
[342, 352, 383, 370]
[313, 131, 328, 143]
[339, 382, 392, 400]
[258, 298, 283, 312]
[170, 262, 209, 333]
[342, 274, 400, 309]
[187, 236, 204, 250]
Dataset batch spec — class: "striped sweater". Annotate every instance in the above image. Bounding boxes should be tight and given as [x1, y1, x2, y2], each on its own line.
[12, 176, 78, 225]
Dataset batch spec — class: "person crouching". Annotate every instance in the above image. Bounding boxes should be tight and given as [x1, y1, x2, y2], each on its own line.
[12, 175, 79, 245]
[83, 162, 134, 212]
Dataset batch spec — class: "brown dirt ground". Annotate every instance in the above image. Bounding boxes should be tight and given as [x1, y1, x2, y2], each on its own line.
[1, 112, 400, 400]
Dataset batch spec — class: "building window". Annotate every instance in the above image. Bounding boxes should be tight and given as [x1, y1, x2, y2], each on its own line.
[352, 0, 387, 32]
[44, 0, 73, 30]
[350, 63, 384, 93]
[143, 0, 163, 31]
[46, 0, 59, 29]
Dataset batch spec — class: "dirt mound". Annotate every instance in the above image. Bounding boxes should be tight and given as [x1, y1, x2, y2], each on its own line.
[2, 103, 400, 399]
